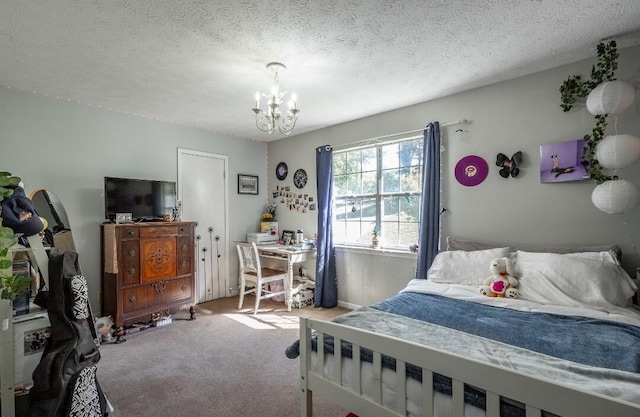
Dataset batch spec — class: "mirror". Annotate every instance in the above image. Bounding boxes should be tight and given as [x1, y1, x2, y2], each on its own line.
[29, 189, 76, 253]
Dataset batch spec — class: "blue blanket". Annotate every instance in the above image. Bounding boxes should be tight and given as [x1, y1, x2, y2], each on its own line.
[372, 292, 640, 373]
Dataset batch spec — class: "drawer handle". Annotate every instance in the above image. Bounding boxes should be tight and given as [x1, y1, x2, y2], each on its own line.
[152, 281, 167, 294]
[128, 249, 136, 257]
[129, 295, 136, 303]
[128, 231, 135, 236]
[181, 284, 187, 291]
[128, 267, 135, 276]
[181, 260, 187, 267]
[182, 245, 187, 250]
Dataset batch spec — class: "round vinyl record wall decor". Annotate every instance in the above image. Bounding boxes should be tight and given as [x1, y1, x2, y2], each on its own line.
[455, 155, 489, 186]
[276, 162, 288, 180]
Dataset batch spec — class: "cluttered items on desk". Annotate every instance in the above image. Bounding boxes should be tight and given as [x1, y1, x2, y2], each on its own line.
[284, 241, 315, 252]
[247, 232, 279, 245]
[247, 228, 316, 250]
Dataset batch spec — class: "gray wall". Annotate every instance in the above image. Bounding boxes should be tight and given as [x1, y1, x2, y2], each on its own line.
[0, 89, 268, 312]
[269, 45, 640, 305]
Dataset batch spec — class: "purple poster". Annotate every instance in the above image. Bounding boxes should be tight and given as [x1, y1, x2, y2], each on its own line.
[540, 139, 591, 183]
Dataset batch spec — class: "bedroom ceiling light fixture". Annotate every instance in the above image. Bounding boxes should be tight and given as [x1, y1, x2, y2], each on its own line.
[252, 62, 300, 135]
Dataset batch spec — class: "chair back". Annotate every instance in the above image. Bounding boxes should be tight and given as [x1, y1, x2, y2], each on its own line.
[236, 241, 261, 274]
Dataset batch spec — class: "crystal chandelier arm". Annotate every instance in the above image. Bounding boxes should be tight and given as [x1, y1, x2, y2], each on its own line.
[278, 108, 299, 135]
[254, 108, 276, 134]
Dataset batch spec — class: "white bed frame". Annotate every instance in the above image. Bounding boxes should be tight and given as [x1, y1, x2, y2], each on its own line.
[299, 316, 640, 417]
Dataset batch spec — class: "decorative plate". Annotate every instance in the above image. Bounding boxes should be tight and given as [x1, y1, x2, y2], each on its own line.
[454, 155, 489, 187]
[293, 169, 308, 189]
[276, 162, 288, 180]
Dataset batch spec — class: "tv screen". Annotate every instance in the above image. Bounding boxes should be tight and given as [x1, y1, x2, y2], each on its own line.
[104, 177, 177, 221]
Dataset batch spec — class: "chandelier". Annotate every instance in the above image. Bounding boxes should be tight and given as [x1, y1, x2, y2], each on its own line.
[252, 62, 300, 135]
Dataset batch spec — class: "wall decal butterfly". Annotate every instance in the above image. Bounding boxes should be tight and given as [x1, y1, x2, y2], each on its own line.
[496, 151, 523, 178]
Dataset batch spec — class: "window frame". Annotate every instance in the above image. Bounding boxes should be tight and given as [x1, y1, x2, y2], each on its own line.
[332, 135, 423, 249]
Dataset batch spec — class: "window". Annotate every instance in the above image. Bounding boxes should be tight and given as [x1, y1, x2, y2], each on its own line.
[333, 136, 423, 248]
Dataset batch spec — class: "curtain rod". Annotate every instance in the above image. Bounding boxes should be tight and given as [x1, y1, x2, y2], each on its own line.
[332, 119, 468, 151]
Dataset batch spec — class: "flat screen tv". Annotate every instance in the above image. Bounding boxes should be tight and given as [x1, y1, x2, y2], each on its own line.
[104, 176, 177, 221]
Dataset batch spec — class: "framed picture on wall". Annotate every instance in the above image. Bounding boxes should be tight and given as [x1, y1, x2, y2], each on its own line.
[539, 139, 591, 183]
[238, 174, 259, 195]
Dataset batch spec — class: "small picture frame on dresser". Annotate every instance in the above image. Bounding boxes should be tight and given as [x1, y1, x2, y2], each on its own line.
[115, 213, 132, 224]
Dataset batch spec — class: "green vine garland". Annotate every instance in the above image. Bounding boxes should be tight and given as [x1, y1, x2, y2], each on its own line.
[559, 41, 619, 184]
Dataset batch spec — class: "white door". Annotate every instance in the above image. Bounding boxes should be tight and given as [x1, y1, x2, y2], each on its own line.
[177, 148, 229, 303]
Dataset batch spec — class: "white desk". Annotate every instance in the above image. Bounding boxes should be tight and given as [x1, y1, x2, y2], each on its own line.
[257, 245, 316, 311]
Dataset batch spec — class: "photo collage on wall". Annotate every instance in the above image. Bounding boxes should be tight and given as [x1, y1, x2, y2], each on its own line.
[273, 185, 316, 213]
[274, 162, 316, 213]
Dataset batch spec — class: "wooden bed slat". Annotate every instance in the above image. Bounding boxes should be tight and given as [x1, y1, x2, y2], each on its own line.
[372, 351, 382, 403]
[352, 343, 361, 394]
[396, 359, 407, 415]
[452, 379, 464, 417]
[334, 336, 342, 383]
[300, 320, 312, 417]
[526, 404, 542, 417]
[486, 391, 500, 417]
[421, 369, 433, 417]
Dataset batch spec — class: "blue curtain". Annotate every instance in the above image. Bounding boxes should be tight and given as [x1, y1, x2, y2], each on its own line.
[416, 122, 441, 279]
[315, 145, 338, 307]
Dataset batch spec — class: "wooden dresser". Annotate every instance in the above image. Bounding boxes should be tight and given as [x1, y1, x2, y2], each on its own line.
[100, 222, 196, 335]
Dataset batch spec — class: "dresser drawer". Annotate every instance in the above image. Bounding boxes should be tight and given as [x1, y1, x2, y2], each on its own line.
[140, 226, 177, 238]
[177, 224, 192, 235]
[176, 235, 192, 275]
[159, 277, 193, 304]
[122, 286, 151, 313]
[120, 240, 140, 285]
[120, 227, 139, 238]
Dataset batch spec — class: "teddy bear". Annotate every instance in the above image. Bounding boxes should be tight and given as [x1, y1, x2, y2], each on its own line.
[479, 257, 519, 298]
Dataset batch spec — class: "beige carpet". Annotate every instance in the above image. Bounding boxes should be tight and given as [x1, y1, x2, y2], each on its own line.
[98, 296, 351, 417]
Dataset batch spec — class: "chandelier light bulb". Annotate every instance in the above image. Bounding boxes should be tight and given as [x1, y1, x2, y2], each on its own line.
[254, 92, 260, 108]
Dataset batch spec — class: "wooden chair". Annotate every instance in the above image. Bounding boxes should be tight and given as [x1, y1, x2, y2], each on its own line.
[235, 241, 287, 315]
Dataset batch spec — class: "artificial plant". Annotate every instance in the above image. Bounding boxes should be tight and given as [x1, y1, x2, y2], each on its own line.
[0, 171, 34, 302]
[559, 40, 619, 184]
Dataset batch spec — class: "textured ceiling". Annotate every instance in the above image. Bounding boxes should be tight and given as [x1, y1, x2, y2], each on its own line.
[1, 1, 640, 142]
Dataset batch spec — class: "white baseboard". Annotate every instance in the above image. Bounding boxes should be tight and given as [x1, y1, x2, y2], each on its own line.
[337, 300, 360, 310]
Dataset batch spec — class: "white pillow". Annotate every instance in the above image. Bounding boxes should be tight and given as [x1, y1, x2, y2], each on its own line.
[564, 250, 620, 265]
[514, 250, 635, 308]
[428, 247, 510, 285]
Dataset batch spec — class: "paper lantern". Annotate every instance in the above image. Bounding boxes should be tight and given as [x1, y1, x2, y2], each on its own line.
[595, 134, 640, 169]
[586, 80, 636, 116]
[591, 180, 640, 214]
